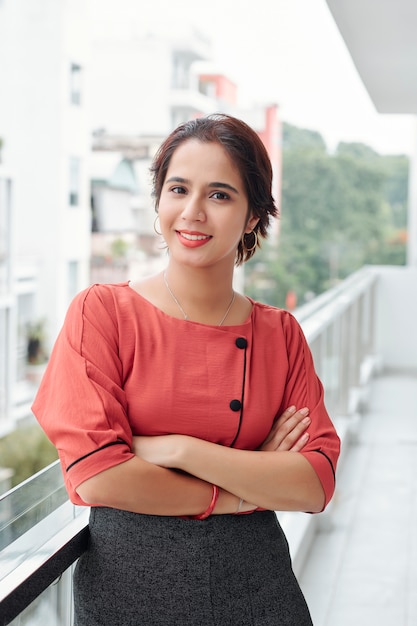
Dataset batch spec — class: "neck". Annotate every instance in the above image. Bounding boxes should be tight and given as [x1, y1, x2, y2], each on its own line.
[163, 263, 236, 324]
[165, 262, 234, 300]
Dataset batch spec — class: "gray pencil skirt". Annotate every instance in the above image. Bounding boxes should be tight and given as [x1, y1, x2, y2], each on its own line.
[73, 507, 313, 626]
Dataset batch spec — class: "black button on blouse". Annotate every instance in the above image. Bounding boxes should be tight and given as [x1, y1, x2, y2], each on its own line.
[229, 399, 242, 412]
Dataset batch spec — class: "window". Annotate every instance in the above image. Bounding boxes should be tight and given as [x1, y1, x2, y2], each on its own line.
[70, 63, 82, 105]
[171, 55, 190, 90]
[68, 261, 79, 301]
[69, 157, 80, 206]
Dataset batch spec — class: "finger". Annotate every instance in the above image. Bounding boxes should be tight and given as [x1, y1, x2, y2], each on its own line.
[264, 407, 309, 449]
[276, 406, 309, 433]
[289, 431, 310, 452]
[275, 415, 311, 451]
[262, 406, 297, 445]
[273, 405, 297, 428]
[261, 410, 310, 451]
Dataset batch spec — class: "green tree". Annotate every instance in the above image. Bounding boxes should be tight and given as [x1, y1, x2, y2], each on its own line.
[111, 237, 129, 259]
[282, 122, 327, 152]
[0, 424, 58, 488]
[245, 128, 409, 307]
[336, 141, 379, 160]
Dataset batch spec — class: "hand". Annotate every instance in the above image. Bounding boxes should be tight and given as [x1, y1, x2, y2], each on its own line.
[259, 406, 310, 452]
[132, 436, 259, 516]
[132, 434, 182, 468]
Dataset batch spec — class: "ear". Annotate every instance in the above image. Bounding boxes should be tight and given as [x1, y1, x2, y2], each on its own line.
[244, 214, 260, 234]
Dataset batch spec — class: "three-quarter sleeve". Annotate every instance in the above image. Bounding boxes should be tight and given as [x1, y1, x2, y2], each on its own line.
[32, 285, 135, 505]
[279, 312, 341, 509]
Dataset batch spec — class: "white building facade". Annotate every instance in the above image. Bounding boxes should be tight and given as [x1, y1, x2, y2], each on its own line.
[0, 2, 283, 436]
[87, 24, 244, 284]
[0, 0, 92, 431]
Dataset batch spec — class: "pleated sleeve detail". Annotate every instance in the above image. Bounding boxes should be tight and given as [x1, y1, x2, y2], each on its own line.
[32, 285, 135, 505]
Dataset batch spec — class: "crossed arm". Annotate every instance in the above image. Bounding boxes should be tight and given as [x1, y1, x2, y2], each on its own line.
[76, 406, 325, 516]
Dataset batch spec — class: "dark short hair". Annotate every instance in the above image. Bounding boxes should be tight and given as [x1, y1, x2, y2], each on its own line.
[150, 113, 279, 264]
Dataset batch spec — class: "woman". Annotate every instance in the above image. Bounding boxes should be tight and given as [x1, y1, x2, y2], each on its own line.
[33, 114, 340, 625]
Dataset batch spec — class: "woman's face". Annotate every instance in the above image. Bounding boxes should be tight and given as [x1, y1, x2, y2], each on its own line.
[158, 139, 258, 270]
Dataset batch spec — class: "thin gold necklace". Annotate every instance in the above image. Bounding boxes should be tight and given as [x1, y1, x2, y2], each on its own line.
[163, 271, 235, 326]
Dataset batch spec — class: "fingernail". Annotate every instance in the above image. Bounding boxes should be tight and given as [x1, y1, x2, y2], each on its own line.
[302, 417, 311, 425]
[287, 405, 296, 413]
[299, 407, 309, 416]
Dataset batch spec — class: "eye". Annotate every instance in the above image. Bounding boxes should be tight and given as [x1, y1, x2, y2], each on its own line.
[211, 191, 230, 200]
[170, 186, 187, 195]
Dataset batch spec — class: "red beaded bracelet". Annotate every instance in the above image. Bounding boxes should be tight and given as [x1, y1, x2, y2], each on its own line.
[190, 484, 219, 520]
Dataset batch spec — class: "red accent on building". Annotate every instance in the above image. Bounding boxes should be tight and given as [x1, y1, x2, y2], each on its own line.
[198, 74, 237, 105]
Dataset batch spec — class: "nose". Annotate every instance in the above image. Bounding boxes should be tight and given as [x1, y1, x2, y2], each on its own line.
[181, 194, 206, 222]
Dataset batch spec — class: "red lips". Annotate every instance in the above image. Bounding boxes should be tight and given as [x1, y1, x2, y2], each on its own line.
[176, 231, 212, 248]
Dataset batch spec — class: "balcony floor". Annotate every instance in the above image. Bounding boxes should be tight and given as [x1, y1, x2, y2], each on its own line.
[299, 370, 417, 626]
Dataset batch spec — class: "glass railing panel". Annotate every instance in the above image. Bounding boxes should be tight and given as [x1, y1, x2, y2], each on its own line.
[0, 494, 89, 625]
[0, 499, 86, 583]
[7, 564, 74, 626]
[0, 461, 67, 551]
[0, 460, 88, 593]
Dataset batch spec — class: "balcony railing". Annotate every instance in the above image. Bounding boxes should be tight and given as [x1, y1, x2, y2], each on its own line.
[0, 461, 89, 625]
[0, 265, 388, 625]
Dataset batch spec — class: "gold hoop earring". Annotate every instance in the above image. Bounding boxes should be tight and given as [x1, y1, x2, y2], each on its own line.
[242, 230, 258, 253]
[153, 215, 162, 236]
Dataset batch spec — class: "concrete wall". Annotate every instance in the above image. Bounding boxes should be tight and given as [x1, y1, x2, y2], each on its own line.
[374, 266, 417, 370]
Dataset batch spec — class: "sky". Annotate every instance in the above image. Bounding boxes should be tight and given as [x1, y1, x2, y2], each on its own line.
[93, 0, 415, 155]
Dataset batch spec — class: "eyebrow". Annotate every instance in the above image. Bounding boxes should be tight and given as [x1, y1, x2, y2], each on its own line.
[165, 176, 240, 195]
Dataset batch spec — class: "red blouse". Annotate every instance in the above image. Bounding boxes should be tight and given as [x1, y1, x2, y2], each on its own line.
[32, 283, 340, 509]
